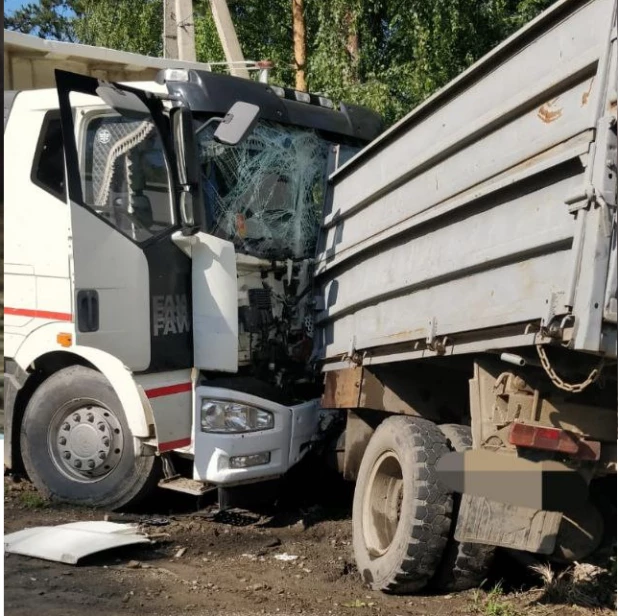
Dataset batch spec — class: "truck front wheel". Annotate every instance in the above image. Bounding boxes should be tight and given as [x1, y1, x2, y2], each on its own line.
[352, 416, 453, 593]
[20, 365, 159, 510]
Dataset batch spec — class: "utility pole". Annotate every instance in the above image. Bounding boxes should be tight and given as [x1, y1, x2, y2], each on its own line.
[164, 0, 251, 80]
[176, 0, 197, 62]
[163, 0, 178, 59]
[209, 0, 249, 79]
[163, 0, 196, 62]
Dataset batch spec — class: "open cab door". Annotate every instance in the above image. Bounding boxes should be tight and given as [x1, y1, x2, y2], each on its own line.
[55, 69, 184, 371]
[56, 70, 257, 374]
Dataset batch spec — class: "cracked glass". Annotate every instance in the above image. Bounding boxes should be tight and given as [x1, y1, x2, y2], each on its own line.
[197, 119, 360, 260]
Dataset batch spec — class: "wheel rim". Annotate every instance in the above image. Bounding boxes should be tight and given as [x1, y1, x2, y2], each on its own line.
[362, 451, 404, 558]
[47, 400, 124, 483]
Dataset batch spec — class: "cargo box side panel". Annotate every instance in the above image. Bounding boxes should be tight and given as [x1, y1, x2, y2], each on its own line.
[316, 170, 581, 359]
[315, 0, 617, 364]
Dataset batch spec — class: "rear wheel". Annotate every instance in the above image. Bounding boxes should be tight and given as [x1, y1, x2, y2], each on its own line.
[352, 416, 453, 593]
[20, 365, 159, 510]
[431, 424, 495, 591]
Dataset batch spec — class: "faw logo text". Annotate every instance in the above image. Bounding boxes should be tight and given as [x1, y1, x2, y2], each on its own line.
[152, 294, 191, 336]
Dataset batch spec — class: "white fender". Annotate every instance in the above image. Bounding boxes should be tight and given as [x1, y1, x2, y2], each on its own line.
[13, 322, 153, 438]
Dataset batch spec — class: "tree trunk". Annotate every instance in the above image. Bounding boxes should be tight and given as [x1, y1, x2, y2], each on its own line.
[344, 8, 359, 83]
[292, 0, 306, 91]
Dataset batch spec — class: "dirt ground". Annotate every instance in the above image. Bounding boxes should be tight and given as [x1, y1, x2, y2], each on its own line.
[4, 465, 616, 616]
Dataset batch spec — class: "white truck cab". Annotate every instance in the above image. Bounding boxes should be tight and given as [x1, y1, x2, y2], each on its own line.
[4, 68, 382, 508]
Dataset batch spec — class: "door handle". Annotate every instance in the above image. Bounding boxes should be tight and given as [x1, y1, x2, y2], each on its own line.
[77, 289, 99, 332]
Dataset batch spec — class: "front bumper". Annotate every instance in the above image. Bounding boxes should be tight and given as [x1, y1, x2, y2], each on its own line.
[192, 386, 320, 485]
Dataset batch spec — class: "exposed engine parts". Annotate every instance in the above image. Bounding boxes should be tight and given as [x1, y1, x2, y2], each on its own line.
[236, 255, 318, 400]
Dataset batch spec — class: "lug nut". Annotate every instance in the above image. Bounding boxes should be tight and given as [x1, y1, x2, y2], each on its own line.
[63, 452, 71, 459]
[74, 460, 82, 468]
[102, 437, 110, 448]
[87, 413, 94, 423]
[73, 413, 81, 422]
[98, 423, 106, 432]
[59, 437, 67, 446]
[99, 452, 106, 460]
[87, 460, 95, 469]
[62, 423, 70, 431]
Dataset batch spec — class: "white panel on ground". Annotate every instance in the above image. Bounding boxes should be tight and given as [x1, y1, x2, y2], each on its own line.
[4, 522, 150, 565]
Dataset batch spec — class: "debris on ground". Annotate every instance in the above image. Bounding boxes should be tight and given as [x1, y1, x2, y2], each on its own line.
[529, 559, 617, 609]
[125, 560, 142, 569]
[273, 553, 298, 562]
[104, 513, 170, 527]
[5, 477, 615, 616]
[4, 521, 150, 565]
[263, 537, 281, 548]
[342, 598, 375, 608]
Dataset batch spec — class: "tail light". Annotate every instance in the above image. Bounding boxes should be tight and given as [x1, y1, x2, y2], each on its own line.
[508, 423, 600, 461]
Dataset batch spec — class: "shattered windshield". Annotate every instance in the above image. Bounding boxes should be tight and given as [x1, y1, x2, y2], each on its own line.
[196, 118, 360, 259]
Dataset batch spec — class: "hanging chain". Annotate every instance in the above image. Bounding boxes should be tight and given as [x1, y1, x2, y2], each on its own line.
[536, 344, 605, 393]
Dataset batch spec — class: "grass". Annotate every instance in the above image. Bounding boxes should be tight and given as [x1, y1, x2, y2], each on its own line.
[19, 491, 49, 510]
[528, 558, 617, 610]
[471, 582, 521, 616]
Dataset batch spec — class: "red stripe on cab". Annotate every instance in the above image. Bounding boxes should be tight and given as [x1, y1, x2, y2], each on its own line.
[144, 382, 192, 399]
[158, 437, 192, 452]
[5, 307, 73, 321]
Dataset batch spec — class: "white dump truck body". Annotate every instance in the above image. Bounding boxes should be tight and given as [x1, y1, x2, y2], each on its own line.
[315, 0, 617, 367]
[3, 30, 234, 90]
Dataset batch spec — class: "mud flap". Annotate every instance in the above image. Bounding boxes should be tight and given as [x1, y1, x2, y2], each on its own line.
[454, 493, 562, 554]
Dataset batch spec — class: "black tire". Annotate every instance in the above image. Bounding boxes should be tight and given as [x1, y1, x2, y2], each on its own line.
[431, 424, 495, 591]
[352, 415, 453, 594]
[20, 365, 160, 510]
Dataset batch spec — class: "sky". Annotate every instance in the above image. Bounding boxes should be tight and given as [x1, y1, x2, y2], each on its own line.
[5, 0, 25, 14]
[4, 0, 75, 21]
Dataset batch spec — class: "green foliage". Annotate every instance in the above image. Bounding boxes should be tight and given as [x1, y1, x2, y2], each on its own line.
[471, 582, 521, 616]
[307, 0, 555, 125]
[193, 0, 299, 85]
[73, 0, 163, 56]
[4, 0, 556, 125]
[18, 491, 49, 510]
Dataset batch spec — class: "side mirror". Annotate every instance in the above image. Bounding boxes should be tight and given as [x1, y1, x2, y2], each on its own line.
[172, 107, 205, 235]
[214, 101, 260, 146]
[96, 84, 150, 119]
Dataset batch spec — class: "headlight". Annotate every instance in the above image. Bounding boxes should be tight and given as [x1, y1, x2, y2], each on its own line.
[200, 400, 274, 433]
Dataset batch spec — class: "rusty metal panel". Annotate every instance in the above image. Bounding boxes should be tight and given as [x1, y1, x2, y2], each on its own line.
[321, 366, 362, 408]
[359, 369, 417, 414]
[342, 410, 375, 481]
[322, 365, 433, 416]
[315, 0, 617, 363]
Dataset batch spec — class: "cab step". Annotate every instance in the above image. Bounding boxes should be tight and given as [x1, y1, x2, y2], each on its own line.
[157, 476, 215, 496]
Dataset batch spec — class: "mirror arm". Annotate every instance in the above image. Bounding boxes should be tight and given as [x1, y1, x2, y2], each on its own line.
[195, 116, 224, 136]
